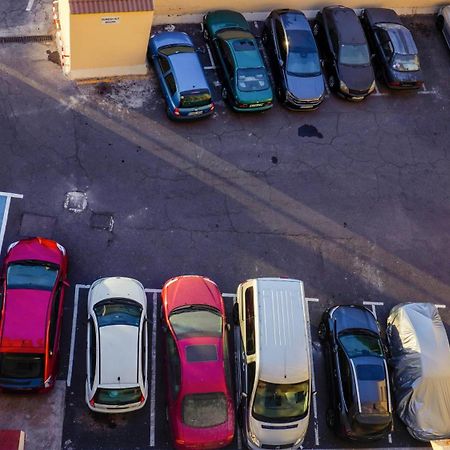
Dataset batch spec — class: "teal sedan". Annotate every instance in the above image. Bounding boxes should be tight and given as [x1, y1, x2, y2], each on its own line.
[203, 10, 273, 112]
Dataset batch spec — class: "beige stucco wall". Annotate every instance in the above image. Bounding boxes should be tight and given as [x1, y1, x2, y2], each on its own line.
[153, 0, 438, 22]
[57, 0, 72, 76]
[68, 10, 154, 79]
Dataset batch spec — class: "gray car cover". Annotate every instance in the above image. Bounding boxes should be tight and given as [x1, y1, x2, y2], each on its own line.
[386, 303, 450, 441]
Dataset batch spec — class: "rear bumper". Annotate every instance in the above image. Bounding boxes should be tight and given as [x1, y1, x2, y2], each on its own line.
[0, 377, 45, 391]
[231, 103, 273, 112]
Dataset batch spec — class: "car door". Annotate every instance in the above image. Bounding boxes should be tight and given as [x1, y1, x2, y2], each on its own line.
[216, 38, 235, 96]
[86, 317, 97, 398]
[375, 28, 394, 80]
[46, 280, 63, 383]
[323, 13, 339, 79]
[166, 332, 182, 428]
[156, 54, 175, 107]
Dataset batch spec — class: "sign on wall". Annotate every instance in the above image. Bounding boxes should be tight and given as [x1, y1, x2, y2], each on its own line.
[101, 16, 120, 24]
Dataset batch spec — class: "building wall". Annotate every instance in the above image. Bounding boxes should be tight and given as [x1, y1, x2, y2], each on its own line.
[57, 0, 72, 76]
[68, 10, 153, 79]
[152, 0, 438, 22]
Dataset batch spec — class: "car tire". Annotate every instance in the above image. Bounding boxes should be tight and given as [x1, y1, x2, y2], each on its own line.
[328, 75, 336, 90]
[326, 408, 336, 428]
[318, 322, 327, 341]
[436, 15, 444, 31]
[221, 87, 228, 101]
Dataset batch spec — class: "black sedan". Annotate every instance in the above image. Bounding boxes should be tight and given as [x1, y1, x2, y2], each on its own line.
[262, 9, 325, 110]
[314, 6, 375, 100]
[318, 305, 393, 440]
[361, 8, 423, 89]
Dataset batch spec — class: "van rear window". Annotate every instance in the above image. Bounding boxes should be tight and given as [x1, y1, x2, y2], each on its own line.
[0, 353, 43, 379]
[180, 90, 211, 108]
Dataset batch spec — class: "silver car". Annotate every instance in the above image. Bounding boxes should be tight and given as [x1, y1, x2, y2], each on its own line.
[437, 6, 450, 48]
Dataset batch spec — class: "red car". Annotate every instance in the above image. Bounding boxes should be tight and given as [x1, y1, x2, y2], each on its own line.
[161, 275, 235, 450]
[0, 237, 68, 391]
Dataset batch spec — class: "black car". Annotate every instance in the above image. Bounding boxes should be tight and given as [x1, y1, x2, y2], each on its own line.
[314, 6, 375, 100]
[262, 9, 325, 110]
[361, 8, 423, 89]
[318, 305, 393, 440]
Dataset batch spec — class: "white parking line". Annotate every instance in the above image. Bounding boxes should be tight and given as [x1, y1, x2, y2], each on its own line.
[307, 297, 320, 446]
[149, 292, 158, 447]
[205, 43, 216, 70]
[0, 191, 23, 255]
[25, 0, 35, 11]
[67, 284, 90, 388]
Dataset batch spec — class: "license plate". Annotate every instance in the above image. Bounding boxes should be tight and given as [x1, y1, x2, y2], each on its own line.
[249, 103, 263, 108]
[188, 111, 202, 116]
[351, 96, 364, 101]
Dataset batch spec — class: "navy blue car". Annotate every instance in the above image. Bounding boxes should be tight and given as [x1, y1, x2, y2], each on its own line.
[148, 32, 214, 120]
[262, 9, 325, 110]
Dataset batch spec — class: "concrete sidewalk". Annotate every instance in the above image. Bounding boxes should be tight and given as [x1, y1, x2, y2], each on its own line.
[0, 380, 65, 450]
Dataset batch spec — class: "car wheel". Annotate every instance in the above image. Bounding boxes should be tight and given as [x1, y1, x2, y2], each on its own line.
[436, 15, 444, 31]
[326, 408, 336, 428]
[328, 75, 336, 90]
[203, 27, 210, 41]
[313, 22, 320, 37]
[318, 322, 327, 341]
[221, 87, 228, 101]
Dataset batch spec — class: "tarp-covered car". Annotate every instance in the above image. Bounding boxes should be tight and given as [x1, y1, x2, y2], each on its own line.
[386, 303, 450, 441]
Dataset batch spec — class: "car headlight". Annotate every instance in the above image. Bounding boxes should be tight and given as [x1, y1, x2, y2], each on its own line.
[249, 432, 261, 447]
[369, 80, 376, 92]
[339, 80, 349, 94]
[7, 241, 19, 253]
[56, 243, 66, 255]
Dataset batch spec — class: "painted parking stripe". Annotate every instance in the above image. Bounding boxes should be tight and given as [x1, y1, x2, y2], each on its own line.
[0, 191, 23, 255]
[205, 43, 216, 70]
[149, 292, 158, 446]
[25, 0, 35, 11]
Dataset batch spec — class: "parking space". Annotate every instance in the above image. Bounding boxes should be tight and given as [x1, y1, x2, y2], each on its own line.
[62, 282, 446, 449]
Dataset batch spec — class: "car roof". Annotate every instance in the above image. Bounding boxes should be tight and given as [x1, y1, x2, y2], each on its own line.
[228, 38, 263, 69]
[98, 324, 140, 386]
[177, 336, 228, 395]
[378, 23, 418, 55]
[151, 31, 193, 50]
[330, 305, 379, 335]
[1, 289, 52, 352]
[163, 276, 224, 316]
[325, 6, 367, 44]
[169, 52, 210, 93]
[255, 278, 310, 383]
[6, 237, 63, 265]
[279, 10, 310, 31]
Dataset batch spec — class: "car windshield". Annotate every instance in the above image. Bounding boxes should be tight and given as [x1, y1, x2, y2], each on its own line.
[392, 54, 420, 72]
[236, 68, 269, 92]
[182, 392, 228, 427]
[94, 386, 142, 405]
[169, 306, 222, 340]
[339, 44, 370, 66]
[286, 30, 321, 77]
[94, 299, 142, 327]
[159, 45, 194, 56]
[0, 353, 44, 379]
[7, 262, 58, 290]
[339, 332, 383, 358]
[252, 379, 309, 423]
[180, 89, 211, 108]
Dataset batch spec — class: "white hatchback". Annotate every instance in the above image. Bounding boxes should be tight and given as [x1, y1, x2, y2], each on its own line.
[85, 277, 148, 413]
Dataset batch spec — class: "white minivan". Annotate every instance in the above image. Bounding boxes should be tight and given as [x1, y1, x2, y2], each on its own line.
[234, 278, 312, 449]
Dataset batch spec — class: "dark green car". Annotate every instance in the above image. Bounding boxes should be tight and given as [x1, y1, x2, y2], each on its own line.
[203, 10, 273, 112]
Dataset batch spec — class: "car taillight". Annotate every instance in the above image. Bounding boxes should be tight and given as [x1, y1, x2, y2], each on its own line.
[238, 103, 248, 108]
[174, 107, 180, 116]
[140, 394, 145, 403]
[210, 103, 215, 110]
[389, 81, 401, 87]
[175, 439, 185, 445]
[89, 399, 95, 407]
[37, 237, 57, 249]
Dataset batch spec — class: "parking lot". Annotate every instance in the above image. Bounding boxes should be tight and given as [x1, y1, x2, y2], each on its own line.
[1, 5, 450, 450]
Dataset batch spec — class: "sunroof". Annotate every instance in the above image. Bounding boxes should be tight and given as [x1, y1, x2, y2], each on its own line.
[185, 345, 218, 362]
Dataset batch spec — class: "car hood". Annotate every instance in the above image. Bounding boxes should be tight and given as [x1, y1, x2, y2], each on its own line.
[286, 73, 325, 101]
[250, 412, 309, 447]
[338, 63, 374, 92]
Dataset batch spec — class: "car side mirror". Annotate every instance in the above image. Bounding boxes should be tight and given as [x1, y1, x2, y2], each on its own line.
[226, 323, 231, 332]
[278, 58, 284, 67]
[241, 392, 247, 399]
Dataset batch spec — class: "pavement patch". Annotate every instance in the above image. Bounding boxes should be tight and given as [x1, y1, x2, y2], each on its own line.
[90, 212, 114, 231]
[64, 191, 87, 213]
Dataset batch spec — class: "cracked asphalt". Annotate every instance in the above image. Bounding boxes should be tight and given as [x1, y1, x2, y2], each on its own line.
[0, 12, 449, 450]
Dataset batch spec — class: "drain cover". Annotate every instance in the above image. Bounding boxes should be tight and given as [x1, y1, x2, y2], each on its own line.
[90, 213, 114, 231]
[64, 191, 87, 213]
[20, 213, 56, 237]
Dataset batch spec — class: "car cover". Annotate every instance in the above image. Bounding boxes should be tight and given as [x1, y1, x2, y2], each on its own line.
[386, 303, 450, 441]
